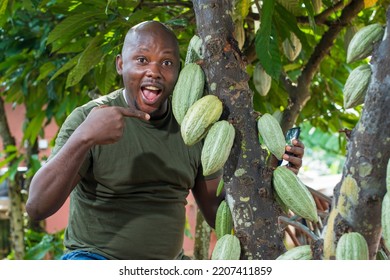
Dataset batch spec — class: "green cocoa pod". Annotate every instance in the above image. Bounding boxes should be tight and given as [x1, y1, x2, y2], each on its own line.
[185, 35, 203, 65]
[257, 113, 286, 160]
[216, 178, 224, 197]
[234, 20, 245, 50]
[347, 23, 384, 64]
[336, 232, 369, 260]
[273, 166, 318, 222]
[343, 64, 372, 109]
[172, 63, 205, 125]
[181, 95, 223, 146]
[272, 109, 283, 124]
[211, 234, 241, 260]
[276, 245, 313, 260]
[382, 192, 390, 251]
[201, 120, 235, 176]
[282, 32, 302, 62]
[376, 249, 389, 260]
[253, 63, 272, 96]
[215, 200, 234, 240]
[386, 158, 390, 192]
[344, 25, 359, 52]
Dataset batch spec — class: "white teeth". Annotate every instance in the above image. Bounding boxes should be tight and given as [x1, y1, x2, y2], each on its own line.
[145, 86, 159, 91]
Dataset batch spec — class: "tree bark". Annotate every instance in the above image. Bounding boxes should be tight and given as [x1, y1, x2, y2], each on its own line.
[0, 97, 25, 259]
[323, 6, 390, 260]
[193, 0, 285, 259]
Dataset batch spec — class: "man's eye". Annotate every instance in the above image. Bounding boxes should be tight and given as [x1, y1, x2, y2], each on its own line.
[137, 57, 147, 63]
[162, 60, 173, 66]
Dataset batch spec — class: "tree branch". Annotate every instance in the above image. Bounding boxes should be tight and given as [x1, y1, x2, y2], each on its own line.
[299, 0, 364, 86]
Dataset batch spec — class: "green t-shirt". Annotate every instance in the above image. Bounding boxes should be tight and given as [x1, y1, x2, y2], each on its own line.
[51, 89, 207, 259]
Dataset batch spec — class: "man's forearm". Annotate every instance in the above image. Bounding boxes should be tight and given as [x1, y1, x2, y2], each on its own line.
[26, 128, 93, 220]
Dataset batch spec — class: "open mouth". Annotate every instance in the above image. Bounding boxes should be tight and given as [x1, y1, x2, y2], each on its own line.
[141, 85, 162, 103]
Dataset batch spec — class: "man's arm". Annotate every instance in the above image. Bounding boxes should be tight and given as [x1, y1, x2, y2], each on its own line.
[191, 175, 223, 229]
[26, 105, 149, 221]
[191, 139, 305, 228]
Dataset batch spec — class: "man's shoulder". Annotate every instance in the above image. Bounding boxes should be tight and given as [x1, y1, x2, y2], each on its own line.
[81, 88, 124, 111]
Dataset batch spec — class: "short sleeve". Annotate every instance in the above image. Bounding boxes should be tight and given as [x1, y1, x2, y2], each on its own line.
[48, 107, 91, 177]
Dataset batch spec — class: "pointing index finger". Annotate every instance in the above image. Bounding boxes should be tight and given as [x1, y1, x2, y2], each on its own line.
[118, 107, 150, 120]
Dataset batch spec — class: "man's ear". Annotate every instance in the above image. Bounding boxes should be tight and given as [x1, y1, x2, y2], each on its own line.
[116, 54, 123, 75]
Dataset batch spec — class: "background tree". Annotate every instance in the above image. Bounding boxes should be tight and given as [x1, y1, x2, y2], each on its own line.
[0, 0, 388, 259]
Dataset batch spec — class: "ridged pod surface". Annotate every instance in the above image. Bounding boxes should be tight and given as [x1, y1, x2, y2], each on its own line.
[172, 63, 205, 125]
[382, 192, 390, 251]
[211, 234, 241, 260]
[215, 200, 234, 240]
[343, 64, 372, 109]
[181, 95, 223, 146]
[282, 32, 302, 62]
[201, 120, 235, 176]
[386, 158, 390, 192]
[253, 63, 272, 96]
[276, 245, 312, 260]
[347, 23, 384, 63]
[185, 35, 203, 65]
[273, 166, 318, 222]
[336, 232, 369, 260]
[257, 113, 286, 160]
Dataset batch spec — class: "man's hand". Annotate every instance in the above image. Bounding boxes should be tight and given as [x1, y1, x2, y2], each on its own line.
[78, 105, 150, 145]
[282, 139, 305, 174]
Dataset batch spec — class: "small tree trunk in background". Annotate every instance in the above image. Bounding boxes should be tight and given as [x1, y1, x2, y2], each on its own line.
[193, 210, 211, 260]
[0, 97, 25, 260]
[193, 0, 285, 259]
[323, 7, 390, 259]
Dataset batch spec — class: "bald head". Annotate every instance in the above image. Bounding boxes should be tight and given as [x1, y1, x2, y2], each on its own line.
[122, 21, 179, 56]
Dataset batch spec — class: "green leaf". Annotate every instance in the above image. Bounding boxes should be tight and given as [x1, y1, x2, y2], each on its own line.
[47, 11, 106, 52]
[24, 235, 54, 260]
[48, 54, 81, 83]
[37, 62, 56, 81]
[0, 0, 8, 16]
[66, 39, 104, 88]
[302, 0, 316, 31]
[23, 111, 45, 143]
[274, 2, 310, 51]
[256, 26, 282, 80]
[94, 54, 117, 94]
[255, 0, 282, 80]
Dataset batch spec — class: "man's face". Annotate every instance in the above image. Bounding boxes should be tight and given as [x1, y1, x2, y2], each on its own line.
[116, 24, 180, 118]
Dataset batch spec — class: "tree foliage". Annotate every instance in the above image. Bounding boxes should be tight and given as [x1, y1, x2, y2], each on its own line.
[0, 0, 389, 259]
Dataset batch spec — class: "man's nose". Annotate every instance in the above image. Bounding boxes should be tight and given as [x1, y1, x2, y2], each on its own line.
[146, 62, 161, 79]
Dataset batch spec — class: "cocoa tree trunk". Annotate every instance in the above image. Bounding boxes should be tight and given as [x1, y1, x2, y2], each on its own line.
[193, 0, 285, 259]
[0, 97, 25, 260]
[323, 7, 390, 260]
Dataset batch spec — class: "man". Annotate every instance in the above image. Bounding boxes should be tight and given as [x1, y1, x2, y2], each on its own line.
[26, 21, 304, 260]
